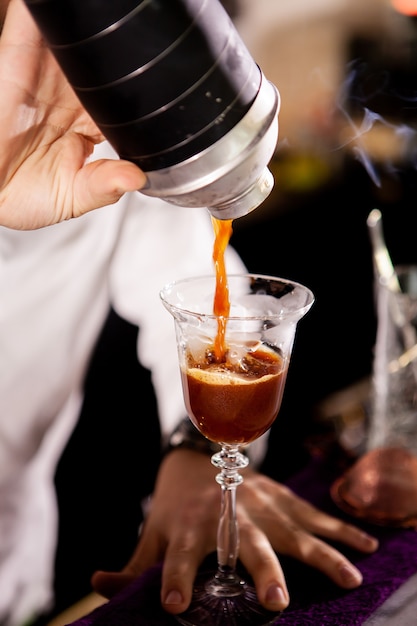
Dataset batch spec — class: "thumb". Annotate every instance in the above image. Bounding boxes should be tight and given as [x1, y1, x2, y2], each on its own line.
[74, 159, 147, 217]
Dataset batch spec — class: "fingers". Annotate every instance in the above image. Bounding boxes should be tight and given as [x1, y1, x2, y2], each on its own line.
[91, 523, 164, 599]
[293, 531, 366, 589]
[304, 509, 379, 554]
[258, 510, 371, 590]
[94, 545, 203, 616]
[160, 523, 214, 614]
[95, 468, 380, 618]
[160, 553, 200, 613]
[74, 158, 147, 217]
[236, 477, 378, 596]
[272, 486, 379, 554]
[91, 571, 136, 598]
[238, 519, 289, 612]
[1, 0, 42, 47]
[238, 517, 362, 603]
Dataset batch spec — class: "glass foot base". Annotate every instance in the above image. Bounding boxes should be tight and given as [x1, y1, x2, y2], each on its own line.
[174, 571, 280, 626]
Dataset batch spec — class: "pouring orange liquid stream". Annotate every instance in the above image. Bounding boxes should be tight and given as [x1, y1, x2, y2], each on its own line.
[183, 217, 286, 444]
[211, 216, 233, 361]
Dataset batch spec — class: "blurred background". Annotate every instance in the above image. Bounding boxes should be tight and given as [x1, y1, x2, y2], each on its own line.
[237, 0, 417, 159]
[43, 1, 417, 622]
[224, 0, 417, 479]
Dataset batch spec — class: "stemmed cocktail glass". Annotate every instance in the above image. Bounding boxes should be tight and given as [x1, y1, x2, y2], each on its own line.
[160, 273, 314, 626]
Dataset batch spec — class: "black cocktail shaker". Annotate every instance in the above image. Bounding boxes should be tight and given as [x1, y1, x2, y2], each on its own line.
[23, 0, 280, 219]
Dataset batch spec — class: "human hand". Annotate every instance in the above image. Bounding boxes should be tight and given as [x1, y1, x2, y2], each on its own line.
[0, 0, 146, 230]
[91, 448, 378, 616]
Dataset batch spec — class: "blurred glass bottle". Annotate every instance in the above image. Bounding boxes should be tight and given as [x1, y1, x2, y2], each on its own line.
[23, 0, 280, 220]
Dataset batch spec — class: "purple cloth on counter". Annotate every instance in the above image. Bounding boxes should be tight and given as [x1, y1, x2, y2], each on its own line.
[68, 458, 417, 625]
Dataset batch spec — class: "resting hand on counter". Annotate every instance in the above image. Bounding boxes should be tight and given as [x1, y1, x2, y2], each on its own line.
[91, 448, 379, 616]
[0, 0, 146, 230]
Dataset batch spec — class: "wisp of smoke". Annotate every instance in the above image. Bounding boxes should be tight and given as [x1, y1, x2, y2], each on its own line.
[335, 59, 417, 187]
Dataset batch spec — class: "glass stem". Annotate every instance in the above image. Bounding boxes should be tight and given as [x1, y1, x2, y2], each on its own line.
[211, 445, 249, 590]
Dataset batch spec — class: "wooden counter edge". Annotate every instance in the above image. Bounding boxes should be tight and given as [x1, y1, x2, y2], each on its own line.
[47, 593, 107, 626]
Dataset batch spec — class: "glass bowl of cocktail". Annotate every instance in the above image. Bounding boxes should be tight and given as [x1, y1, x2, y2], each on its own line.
[160, 273, 313, 626]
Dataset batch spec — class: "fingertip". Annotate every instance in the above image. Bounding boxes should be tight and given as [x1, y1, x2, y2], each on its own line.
[115, 161, 147, 193]
[363, 534, 379, 553]
[264, 583, 289, 611]
[338, 563, 363, 589]
[160, 553, 201, 614]
[350, 529, 379, 554]
[91, 570, 136, 598]
[90, 569, 106, 590]
[162, 589, 192, 616]
[162, 589, 186, 614]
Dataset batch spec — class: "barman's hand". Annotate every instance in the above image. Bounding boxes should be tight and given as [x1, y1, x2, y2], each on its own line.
[0, 0, 146, 230]
[92, 448, 379, 616]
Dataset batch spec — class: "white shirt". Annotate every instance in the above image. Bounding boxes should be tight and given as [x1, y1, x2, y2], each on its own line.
[0, 142, 248, 625]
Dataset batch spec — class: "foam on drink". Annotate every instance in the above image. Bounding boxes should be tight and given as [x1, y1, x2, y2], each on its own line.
[181, 343, 287, 445]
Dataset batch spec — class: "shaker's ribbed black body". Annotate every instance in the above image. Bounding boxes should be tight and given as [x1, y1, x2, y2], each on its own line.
[24, 0, 261, 172]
